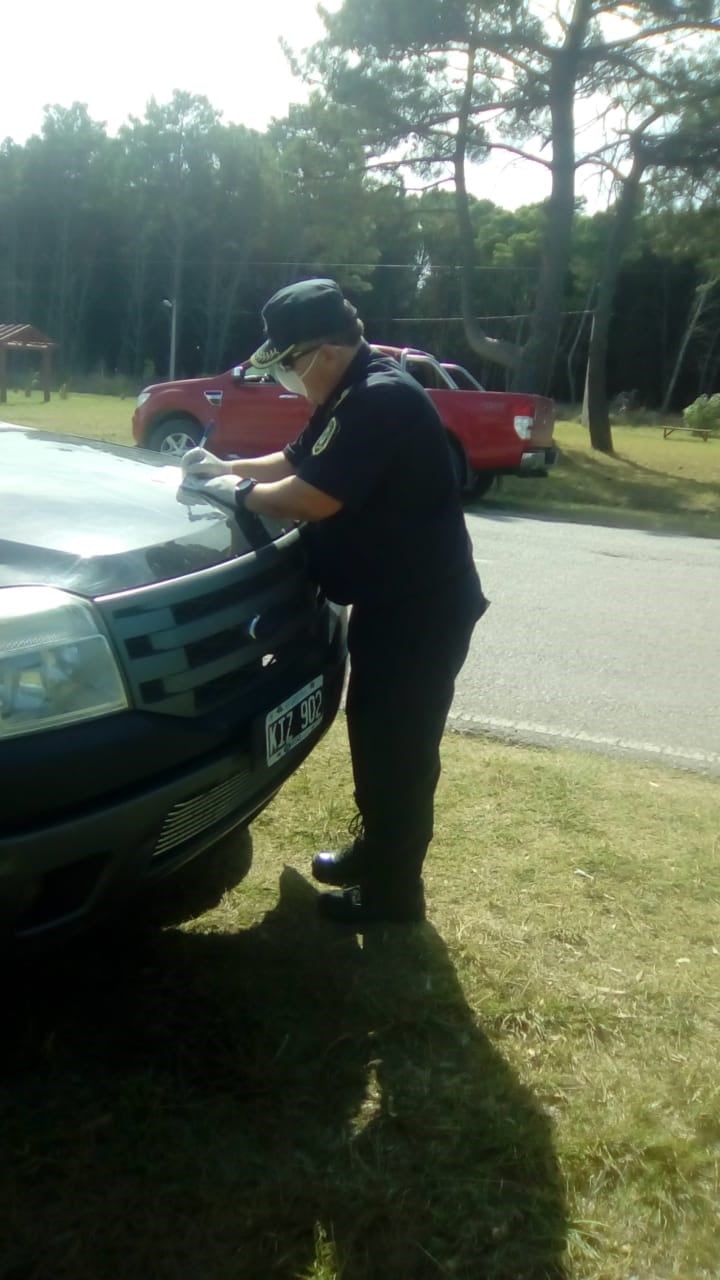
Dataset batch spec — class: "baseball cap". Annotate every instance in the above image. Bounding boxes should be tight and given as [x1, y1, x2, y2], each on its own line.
[249, 278, 349, 369]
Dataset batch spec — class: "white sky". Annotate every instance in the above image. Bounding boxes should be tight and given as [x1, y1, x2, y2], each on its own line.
[3, 0, 589, 212]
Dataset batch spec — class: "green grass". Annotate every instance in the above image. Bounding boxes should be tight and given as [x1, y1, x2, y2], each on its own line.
[481, 420, 720, 538]
[1, 390, 135, 445]
[5, 393, 720, 537]
[4, 725, 719, 1279]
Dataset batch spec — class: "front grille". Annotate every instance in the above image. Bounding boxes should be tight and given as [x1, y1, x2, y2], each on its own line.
[152, 768, 255, 857]
[97, 534, 322, 717]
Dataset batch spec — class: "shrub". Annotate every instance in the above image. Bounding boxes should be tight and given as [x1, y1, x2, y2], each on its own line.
[682, 394, 720, 436]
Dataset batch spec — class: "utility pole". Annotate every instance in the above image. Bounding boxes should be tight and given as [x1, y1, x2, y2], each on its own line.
[163, 298, 178, 379]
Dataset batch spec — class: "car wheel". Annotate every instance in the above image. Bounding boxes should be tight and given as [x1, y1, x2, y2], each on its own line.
[470, 471, 498, 499]
[447, 437, 470, 491]
[147, 418, 202, 456]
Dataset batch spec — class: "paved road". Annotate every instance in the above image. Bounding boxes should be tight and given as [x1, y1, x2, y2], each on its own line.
[450, 514, 720, 775]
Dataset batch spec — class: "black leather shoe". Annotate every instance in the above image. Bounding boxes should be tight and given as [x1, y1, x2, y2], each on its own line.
[311, 844, 366, 886]
[317, 885, 426, 926]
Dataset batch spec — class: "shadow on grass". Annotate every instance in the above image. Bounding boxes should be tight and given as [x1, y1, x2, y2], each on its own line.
[527, 449, 717, 513]
[465, 448, 720, 539]
[3, 865, 567, 1280]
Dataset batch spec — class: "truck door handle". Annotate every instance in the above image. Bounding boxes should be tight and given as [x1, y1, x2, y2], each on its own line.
[279, 394, 299, 400]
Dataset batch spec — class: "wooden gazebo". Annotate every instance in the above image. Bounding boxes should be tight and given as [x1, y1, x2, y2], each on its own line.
[0, 324, 57, 404]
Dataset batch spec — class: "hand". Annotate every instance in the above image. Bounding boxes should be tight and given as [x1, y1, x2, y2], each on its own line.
[180, 473, 240, 508]
[181, 446, 233, 479]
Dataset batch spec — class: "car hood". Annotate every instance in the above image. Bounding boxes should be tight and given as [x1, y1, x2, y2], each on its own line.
[0, 426, 289, 596]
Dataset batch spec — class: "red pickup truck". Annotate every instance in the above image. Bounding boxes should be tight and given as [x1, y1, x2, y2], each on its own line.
[132, 346, 556, 495]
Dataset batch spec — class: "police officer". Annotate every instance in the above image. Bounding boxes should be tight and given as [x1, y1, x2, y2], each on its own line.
[182, 279, 487, 926]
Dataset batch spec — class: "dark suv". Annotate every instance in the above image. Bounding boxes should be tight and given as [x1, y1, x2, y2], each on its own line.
[0, 426, 347, 944]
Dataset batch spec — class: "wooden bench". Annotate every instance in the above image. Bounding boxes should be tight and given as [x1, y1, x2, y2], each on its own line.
[663, 425, 715, 442]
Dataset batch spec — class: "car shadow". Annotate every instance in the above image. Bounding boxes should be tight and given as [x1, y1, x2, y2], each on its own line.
[134, 823, 255, 929]
[3, 867, 568, 1280]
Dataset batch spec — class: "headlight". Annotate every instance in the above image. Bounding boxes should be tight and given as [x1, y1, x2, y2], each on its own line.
[0, 587, 128, 740]
[136, 390, 151, 408]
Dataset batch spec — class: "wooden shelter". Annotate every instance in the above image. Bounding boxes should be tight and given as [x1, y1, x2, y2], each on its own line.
[0, 324, 58, 404]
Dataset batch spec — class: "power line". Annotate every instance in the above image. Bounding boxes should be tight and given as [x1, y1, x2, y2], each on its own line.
[227, 261, 541, 272]
[380, 310, 593, 321]
[3, 257, 541, 273]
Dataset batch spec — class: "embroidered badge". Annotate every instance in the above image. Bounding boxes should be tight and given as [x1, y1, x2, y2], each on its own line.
[312, 417, 340, 456]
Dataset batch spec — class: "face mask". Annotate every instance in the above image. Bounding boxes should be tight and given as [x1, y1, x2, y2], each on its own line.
[275, 349, 321, 398]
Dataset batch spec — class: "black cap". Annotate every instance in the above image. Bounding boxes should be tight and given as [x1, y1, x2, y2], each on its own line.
[249, 278, 348, 369]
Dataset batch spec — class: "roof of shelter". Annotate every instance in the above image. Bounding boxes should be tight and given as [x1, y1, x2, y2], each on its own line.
[0, 324, 57, 350]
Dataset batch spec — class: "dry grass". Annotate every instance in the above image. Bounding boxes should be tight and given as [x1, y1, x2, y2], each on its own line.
[484, 421, 720, 538]
[4, 724, 719, 1279]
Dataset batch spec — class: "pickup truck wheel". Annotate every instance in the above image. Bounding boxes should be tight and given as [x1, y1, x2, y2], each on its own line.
[147, 418, 202, 457]
[447, 438, 471, 491]
[470, 471, 498, 499]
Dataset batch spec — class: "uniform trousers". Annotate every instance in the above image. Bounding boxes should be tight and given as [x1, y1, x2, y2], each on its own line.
[345, 578, 485, 906]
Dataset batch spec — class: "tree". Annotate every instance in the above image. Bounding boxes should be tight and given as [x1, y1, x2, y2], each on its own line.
[13, 104, 113, 371]
[583, 80, 720, 448]
[286, 0, 720, 413]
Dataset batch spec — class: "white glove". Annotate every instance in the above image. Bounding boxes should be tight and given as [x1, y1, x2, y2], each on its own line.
[180, 473, 240, 508]
[181, 446, 233, 479]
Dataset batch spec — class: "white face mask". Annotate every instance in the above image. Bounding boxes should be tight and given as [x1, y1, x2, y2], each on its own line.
[275, 349, 321, 398]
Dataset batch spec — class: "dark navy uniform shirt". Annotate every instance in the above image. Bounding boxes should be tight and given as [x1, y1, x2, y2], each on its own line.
[284, 343, 485, 612]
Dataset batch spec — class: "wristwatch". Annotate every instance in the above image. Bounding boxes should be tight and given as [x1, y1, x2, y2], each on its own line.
[234, 477, 257, 507]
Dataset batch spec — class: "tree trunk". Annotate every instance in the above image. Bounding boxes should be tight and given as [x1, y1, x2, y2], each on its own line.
[583, 152, 645, 453]
[202, 247, 221, 372]
[118, 228, 150, 379]
[214, 255, 251, 368]
[698, 326, 720, 397]
[661, 276, 718, 413]
[454, 22, 521, 371]
[512, 53, 577, 393]
[566, 283, 595, 404]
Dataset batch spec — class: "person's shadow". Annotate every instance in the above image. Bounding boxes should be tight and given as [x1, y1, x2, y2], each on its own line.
[3, 863, 567, 1280]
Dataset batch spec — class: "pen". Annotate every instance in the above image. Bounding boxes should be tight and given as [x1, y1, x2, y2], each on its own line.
[199, 418, 215, 449]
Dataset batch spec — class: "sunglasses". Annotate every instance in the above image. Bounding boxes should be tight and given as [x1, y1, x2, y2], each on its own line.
[278, 345, 320, 372]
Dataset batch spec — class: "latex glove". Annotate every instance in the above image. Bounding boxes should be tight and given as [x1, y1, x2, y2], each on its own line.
[181, 446, 233, 479]
[179, 473, 240, 508]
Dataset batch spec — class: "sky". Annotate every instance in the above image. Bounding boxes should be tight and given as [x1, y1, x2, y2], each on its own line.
[3, 0, 598, 212]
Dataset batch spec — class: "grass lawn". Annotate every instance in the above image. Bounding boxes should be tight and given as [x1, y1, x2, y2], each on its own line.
[481, 420, 720, 539]
[1, 390, 135, 445]
[5, 392, 720, 538]
[4, 725, 719, 1279]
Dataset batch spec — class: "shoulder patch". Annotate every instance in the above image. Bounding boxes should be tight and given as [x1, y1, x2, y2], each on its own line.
[312, 417, 340, 456]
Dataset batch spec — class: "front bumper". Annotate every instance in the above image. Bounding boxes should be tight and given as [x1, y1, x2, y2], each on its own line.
[0, 648, 345, 944]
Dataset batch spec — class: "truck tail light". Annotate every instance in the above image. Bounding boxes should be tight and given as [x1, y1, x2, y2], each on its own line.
[513, 414, 534, 440]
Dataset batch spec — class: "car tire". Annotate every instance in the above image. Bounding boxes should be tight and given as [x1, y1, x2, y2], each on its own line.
[469, 471, 498, 499]
[447, 437, 470, 492]
[147, 417, 202, 457]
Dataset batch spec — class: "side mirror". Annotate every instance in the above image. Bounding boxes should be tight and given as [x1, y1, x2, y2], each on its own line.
[230, 365, 246, 382]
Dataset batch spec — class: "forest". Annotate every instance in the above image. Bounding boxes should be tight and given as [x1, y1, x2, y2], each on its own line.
[1, 1, 718, 443]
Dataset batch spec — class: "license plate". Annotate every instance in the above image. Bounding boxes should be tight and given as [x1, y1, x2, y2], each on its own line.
[265, 676, 324, 767]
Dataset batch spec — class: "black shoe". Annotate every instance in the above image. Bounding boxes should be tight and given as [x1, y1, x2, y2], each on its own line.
[317, 884, 426, 926]
[311, 843, 366, 886]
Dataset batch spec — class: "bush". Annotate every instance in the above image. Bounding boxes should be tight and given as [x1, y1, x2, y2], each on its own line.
[682, 394, 720, 436]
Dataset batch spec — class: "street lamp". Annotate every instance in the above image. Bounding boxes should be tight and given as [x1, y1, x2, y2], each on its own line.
[162, 298, 178, 380]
